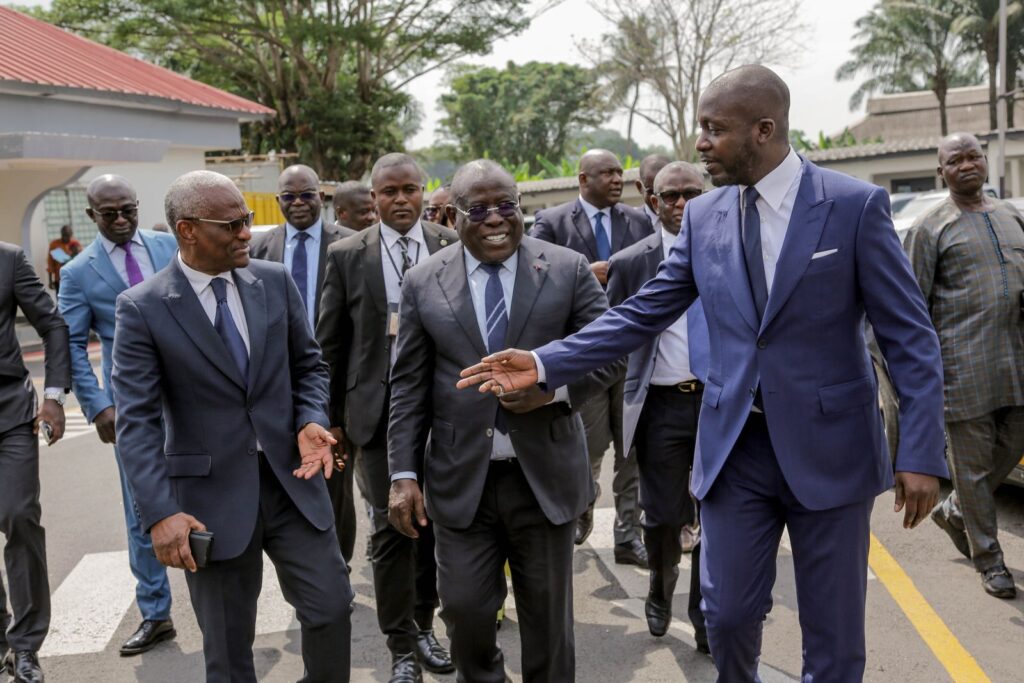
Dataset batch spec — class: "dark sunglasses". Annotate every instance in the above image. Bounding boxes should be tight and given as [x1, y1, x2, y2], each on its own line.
[423, 205, 444, 217]
[186, 211, 255, 234]
[92, 205, 138, 222]
[657, 189, 703, 205]
[452, 201, 520, 223]
[278, 191, 319, 203]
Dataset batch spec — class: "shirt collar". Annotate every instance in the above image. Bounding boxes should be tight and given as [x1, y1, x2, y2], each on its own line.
[380, 220, 425, 249]
[742, 146, 802, 213]
[644, 204, 661, 230]
[463, 247, 519, 278]
[660, 226, 678, 258]
[99, 230, 144, 255]
[177, 252, 234, 294]
[286, 219, 322, 243]
[578, 195, 611, 220]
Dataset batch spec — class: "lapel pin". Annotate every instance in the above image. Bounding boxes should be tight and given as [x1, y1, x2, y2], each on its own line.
[440, 239, 449, 246]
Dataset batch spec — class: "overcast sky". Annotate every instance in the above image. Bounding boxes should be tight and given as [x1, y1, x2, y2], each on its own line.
[18, 0, 880, 151]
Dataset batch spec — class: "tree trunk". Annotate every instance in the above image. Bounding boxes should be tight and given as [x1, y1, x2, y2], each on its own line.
[1007, 52, 1018, 128]
[987, 50, 999, 131]
[935, 82, 949, 136]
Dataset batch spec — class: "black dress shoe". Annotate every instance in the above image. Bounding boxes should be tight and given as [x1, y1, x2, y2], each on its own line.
[119, 619, 176, 656]
[644, 596, 671, 637]
[695, 630, 710, 655]
[3, 650, 43, 683]
[981, 565, 1017, 599]
[575, 507, 594, 546]
[389, 652, 423, 683]
[930, 504, 971, 559]
[614, 539, 649, 568]
[415, 629, 454, 674]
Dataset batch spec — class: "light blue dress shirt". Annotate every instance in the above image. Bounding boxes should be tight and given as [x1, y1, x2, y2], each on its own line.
[283, 220, 322, 328]
[577, 195, 612, 252]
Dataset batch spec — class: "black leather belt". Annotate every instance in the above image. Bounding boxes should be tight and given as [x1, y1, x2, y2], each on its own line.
[650, 380, 704, 393]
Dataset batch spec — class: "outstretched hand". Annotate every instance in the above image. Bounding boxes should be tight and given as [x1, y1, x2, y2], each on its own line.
[294, 423, 339, 480]
[457, 349, 539, 395]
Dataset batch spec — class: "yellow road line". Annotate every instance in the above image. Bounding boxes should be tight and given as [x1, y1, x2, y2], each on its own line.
[869, 534, 990, 682]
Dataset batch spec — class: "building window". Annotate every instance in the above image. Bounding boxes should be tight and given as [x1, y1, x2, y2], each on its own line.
[890, 177, 937, 194]
[43, 186, 98, 243]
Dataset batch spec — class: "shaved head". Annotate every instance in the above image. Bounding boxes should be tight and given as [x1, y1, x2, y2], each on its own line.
[578, 149, 620, 176]
[450, 160, 516, 208]
[702, 64, 790, 140]
[937, 132, 989, 203]
[86, 174, 136, 206]
[653, 161, 703, 193]
[578, 149, 625, 208]
[278, 164, 320, 190]
[937, 132, 983, 165]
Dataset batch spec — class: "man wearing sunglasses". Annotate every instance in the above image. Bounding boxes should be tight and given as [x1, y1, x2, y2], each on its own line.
[58, 174, 180, 658]
[318, 153, 456, 683]
[387, 159, 622, 682]
[112, 170, 354, 682]
[634, 154, 672, 232]
[421, 185, 452, 227]
[531, 149, 654, 567]
[607, 161, 709, 653]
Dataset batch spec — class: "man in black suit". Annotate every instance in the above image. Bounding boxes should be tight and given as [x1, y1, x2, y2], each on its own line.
[249, 164, 358, 564]
[0, 242, 70, 683]
[317, 153, 456, 683]
[332, 181, 378, 232]
[112, 170, 353, 682]
[388, 159, 622, 682]
[607, 161, 709, 653]
[530, 148, 653, 564]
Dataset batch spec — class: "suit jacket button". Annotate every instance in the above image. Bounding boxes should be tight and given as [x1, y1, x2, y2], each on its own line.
[486, 428, 494, 437]
[757, 338, 767, 349]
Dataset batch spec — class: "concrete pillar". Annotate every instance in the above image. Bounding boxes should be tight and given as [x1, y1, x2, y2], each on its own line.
[0, 166, 89, 268]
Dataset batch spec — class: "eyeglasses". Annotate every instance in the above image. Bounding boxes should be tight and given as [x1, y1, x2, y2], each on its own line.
[657, 189, 703, 205]
[185, 211, 255, 234]
[92, 205, 138, 222]
[423, 205, 444, 218]
[452, 201, 520, 223]
[278, 191, 319, 203]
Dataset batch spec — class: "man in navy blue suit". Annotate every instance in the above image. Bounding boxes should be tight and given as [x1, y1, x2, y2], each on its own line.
[458, 65, 947, 681]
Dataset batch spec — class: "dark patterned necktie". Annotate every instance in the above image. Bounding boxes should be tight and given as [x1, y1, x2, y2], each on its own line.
[742, 186, 768, 321]
[291, 231, 310, 314]
[210, 277, 249, 386]
[482, 263, 508, 434]
[398, 236, 414, 275]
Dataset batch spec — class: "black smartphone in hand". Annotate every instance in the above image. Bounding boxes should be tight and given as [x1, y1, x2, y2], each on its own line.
[188, 530, 214, 568]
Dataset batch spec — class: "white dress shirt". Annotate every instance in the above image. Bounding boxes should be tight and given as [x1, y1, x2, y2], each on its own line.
[644, 204, 662, 233]
[739, 146, 803, 292]
[650, 227, 695, 385]
[283, 220, 321, 329]
[381, 221, 426, 367]
[100, 231, 156, 287]
[577, 195, 612, 253]
[176, 253, 251, 354]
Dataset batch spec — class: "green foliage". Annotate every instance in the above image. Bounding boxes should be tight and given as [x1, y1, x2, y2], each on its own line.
[789, 128, 882, 152]
[34, 0, 536, 180]
[439, 61, 609, 174]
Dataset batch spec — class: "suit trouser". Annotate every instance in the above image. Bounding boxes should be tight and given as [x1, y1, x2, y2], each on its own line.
[0, 421, 49, 653]
[114, 446, 172, 621]
[580, 379, 640, 544]
[940, 406, 1024, 572]
[325, 447, 357, 565]
[636, 386, 705, 635]
[354, 421, 439, 654]
[434, 459, 575, 683]
[700, 413, 872, 683]
[185, 455, 354, 683]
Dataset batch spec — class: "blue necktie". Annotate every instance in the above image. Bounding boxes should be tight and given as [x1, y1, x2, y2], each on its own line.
[291, 231, 310, 316]
[210, 277, 249, 386]
[482, 263, 509, 434]
[594, 211, 611, 261]
[742, 187, 768, 321]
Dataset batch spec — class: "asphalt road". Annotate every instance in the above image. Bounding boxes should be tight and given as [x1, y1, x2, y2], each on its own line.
[11, 353, 1024, 682]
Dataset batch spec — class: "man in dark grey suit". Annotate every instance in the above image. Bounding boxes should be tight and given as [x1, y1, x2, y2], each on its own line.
[0, 242, 70, 683]
[606, 161, 709, 652]
[249, 164, 357, 565]
[317, 153, 456, 683]
[530, 148, 653, 564]
[112, 170, 353, 683]
[388, 160, 622, 683]
[332, 181, 377, 232]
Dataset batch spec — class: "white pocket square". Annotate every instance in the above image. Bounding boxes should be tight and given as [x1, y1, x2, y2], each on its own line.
[811, 248, 838, 260]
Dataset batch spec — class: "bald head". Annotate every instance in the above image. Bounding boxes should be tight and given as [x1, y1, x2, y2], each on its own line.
[653, 162, 703, 193]
[578, 149, 624, 208]
[87, 174, 136, 205]
[937, 132, 988, 200]
[333, 181, 376, 230]
[637, 154, 672, 211]
[703, 64, 790, 138]
[277, 164, 324, 229]
[450, 160, 516, 208]
[164, 170, 242, 228]
[86, 174, 138, 244]
[652, 162, 705, 234]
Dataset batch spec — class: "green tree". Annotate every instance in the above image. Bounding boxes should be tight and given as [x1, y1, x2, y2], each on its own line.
[948, 0, 1024, 128]
[34, 0, 543, 180]
[438, 62, 608, 172]
[837, 0, 984, 136]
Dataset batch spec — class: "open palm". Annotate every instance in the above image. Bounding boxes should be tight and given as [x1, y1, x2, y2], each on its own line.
[457, 349, 539, 395]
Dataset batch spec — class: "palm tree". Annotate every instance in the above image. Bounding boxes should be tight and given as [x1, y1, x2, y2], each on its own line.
[837, 0, 984, 135]
[948, 0, 1023, 129]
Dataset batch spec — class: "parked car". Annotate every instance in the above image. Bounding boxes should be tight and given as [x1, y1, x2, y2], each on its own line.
[891, 185, 1000, 243]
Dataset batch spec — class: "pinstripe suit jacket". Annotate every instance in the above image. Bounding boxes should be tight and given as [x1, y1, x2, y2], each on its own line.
[904, 198, 1024, 421]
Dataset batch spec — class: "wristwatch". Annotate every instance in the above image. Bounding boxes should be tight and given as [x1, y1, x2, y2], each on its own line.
[43, 388, 66, 406]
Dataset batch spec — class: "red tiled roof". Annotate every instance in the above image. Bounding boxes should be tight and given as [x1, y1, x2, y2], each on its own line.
[0, 6, 274, 116]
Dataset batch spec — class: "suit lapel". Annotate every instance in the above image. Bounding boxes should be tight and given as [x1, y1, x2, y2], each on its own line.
[719, 189, 761, 334]
[162, 261, 246, 390]
[645, 236, 662, 280]
[88, 242, 127, 296]
[235, 268, 267, 391]
[760, 164, 833, 332]
[506, 243, 549, 348]
[268, 225, 287, 262]
[611, 206, 628, 254]
[422, 222, 453, 255]
[437, 246, 487, 358]
[570, 201, 599, 261]
[361, 225, 388, 314]
[315, 224, 342, 315]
